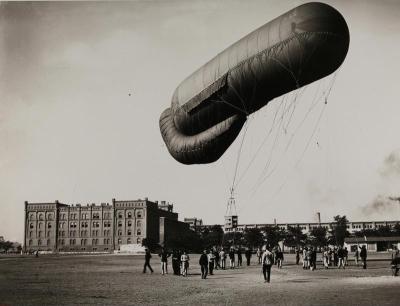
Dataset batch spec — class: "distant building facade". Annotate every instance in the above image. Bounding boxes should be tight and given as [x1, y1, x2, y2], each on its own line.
[184, 217, 203, 232]
[24, 198, 184, 253]
[222, 220, 400, 235]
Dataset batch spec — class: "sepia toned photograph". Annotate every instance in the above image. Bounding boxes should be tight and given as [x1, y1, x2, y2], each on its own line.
[1, 1, 399, 305]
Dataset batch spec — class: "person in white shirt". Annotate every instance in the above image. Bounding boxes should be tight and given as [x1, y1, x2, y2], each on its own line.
[180, 251, 190, 276]
[262, 246, 273, 283]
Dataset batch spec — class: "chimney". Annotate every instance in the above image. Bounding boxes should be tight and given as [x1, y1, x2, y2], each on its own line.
[317, 212, 321, 225]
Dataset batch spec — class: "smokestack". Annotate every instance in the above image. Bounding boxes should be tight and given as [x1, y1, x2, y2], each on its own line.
[317, 212, 321, 225]
[274, 218, 277, 226]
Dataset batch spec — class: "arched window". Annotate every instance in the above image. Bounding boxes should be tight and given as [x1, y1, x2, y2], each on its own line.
[118, 238, 122, 244]
[38, 239, 42, 246]
[29, 214, 34, 220]
[127, 230, 132, 235]
[137, 238, 141, 244]
[118, 221, 122, 227]
[39, 214, 44, 221]
[127, 212, 132, 218]
[29, 231, 33, 238]
[127, 238, 132, 244]
[118, 230, 122, 236]
[127, 221, 132, 227]
[38, 223, 43, 229]
[29, 223, 34, 229]
[38, 231, 42, 238]
[48, 223, 52, 229]
[48, 214, 53, 221]
[118, 212, 123, 219]
[136, 210, 142, 218]
[47, 239, 50, 246]
[136, 229, 141, 236]
[29, 240, 33, 246]
[137, 220, 142, 227]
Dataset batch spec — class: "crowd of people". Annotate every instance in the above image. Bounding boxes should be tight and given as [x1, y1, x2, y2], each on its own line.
[142, 244, 397, 281]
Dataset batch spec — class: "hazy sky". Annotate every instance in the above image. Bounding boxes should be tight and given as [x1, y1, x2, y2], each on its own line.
[2, 0, 400, 242]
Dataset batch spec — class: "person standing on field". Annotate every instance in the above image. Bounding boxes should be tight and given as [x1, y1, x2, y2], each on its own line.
[143, 248, 153, 273]
[199, 250, 209, 279]
[360, 245, 367, 269]
[262, 246, 273, 283]
[245, 248, 252, 266]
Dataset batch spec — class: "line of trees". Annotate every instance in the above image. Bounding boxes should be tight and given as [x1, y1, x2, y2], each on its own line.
[142, 216, 400, 253]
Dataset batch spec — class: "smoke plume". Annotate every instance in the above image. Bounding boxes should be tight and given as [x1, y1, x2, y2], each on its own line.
[361, 195, 400, 216]
[380, 150, 400, 178]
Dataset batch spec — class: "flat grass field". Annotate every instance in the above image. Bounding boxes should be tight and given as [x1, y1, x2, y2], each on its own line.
[0, 253, 399, 306]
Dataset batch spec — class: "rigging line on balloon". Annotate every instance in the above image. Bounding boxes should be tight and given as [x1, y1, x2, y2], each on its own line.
[252, 95, 289, 189]
[231, 119, 251, 191]
[256, 88, 309, 184]
[294, 82, 334, 169]
[247, 95, 290, 189]
[250, 78, 329, 196]
[250, 93, 299, 193]
[294, 71, 339, 167]
[230, 82, 250, 116]
[213, 95, 247, 115]
[234, 96, 286, 188]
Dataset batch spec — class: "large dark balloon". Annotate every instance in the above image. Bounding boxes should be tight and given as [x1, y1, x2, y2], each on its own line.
[160, 2, 350, 164]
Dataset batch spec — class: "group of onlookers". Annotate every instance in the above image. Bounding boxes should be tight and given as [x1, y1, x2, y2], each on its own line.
[143, 246, 254, 278]
[296, 245, 368, 270]
[143, 243, 399, 281]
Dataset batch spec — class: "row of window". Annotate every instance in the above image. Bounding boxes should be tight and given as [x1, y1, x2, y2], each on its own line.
[29, 238, 142, 247]
[29, 223, 52, 229]
[28, 239, 51, 246]
[58, 211, 143, 220]
[59, 230, 113, 237]
[29, 231, 52, 238]
[29, 213, 53, 221]
[57, 220, 141, 229]
[56, 229, 140, 237]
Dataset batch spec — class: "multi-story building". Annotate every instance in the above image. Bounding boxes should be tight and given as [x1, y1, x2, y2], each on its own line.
[24, 198, 182, 253]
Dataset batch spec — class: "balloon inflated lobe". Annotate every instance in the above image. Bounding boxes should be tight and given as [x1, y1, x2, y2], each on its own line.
[160, 2, 350, 164]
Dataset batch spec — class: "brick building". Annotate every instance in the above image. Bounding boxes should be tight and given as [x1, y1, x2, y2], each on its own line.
[24, 198, 183, 253]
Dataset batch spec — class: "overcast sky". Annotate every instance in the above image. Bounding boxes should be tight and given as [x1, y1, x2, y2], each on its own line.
[1, 0, 400, 242]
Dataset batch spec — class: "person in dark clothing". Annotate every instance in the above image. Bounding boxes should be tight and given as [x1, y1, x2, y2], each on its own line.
[159, 247, 171, 275]
[171, 250, 181, 275]
[360, 246, 367, 269]
[276, 250, 284, 268]
[295, 248, 300, 265]
[237, 249, 243, 267]
[214, 250, 220, 270]
[391, 251, 400, 276]
[311, 248, 317, 271]
[143, 248, 153, 273]
[208, 250, 215, 275]
[229, 248, 235, 269]
[199, 250, 209, 279]
[245, 248, 252, 266]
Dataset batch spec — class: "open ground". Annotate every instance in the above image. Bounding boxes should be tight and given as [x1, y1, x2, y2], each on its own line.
[0, 253, 399, 306]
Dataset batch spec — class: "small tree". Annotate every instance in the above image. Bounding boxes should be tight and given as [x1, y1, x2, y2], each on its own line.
[330, 215, 349, 246]
[262, 226, 285, 248]
[243, 227, 263, 249]
[309, 226, 328, 249]
[284, 226, 306, 248]
[0, 241, 14, 253]
[201, 225, 223, 249]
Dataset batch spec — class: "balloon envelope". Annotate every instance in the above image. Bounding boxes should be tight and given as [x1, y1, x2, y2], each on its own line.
[160, 2, 350, 164]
